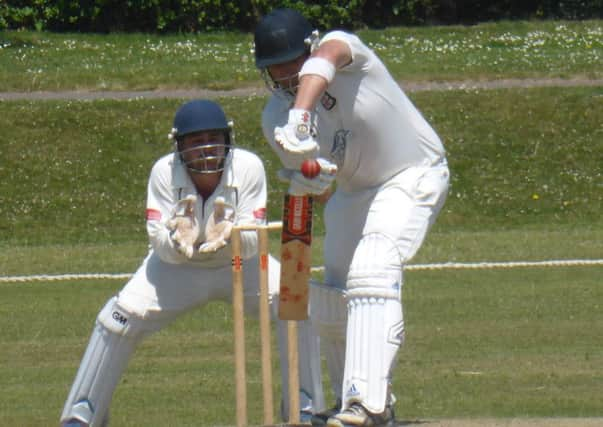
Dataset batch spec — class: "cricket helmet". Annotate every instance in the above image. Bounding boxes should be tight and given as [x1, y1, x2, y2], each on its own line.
[168, 99, 233, 174]
[254, 8, 315, 69]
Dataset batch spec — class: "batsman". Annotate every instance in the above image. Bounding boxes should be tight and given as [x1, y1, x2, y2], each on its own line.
[60, 99, 324, 426]
[254, 8, 450, 427]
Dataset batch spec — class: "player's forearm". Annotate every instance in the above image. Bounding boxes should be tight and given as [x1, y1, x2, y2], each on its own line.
[294, 74, 328, 111]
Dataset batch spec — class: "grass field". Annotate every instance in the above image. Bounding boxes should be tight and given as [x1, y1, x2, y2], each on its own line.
[0, 20, 601, 91]
[1, 19, 602, 427]
[1, 88, 601, 246]
[2, 263, 602, 426]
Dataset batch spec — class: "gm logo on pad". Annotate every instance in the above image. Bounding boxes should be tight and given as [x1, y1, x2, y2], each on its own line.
[112, 311, 128, 325]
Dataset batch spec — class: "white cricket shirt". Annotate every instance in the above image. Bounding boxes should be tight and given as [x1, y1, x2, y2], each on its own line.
[262, 30, 446, 193]
[145, 147, 267, 267]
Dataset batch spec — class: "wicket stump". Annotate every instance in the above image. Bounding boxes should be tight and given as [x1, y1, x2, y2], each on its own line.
[231, 222, 301, 427]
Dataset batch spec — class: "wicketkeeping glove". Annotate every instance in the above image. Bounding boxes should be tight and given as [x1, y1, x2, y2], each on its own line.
[198, 196, 234, 253]
[278, 157, 338, 196]
[166, 195, 200, 259]
[274, 109, 319, 165]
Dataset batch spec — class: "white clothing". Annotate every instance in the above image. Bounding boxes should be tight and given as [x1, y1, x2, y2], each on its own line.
[146, 148, 267, 265]
[262, 30, 446, 193]
[119, 248, 280, 318]
[61, 146, 324, 425]
[261, 30, 450, 413]
[324, 162, 450, 289]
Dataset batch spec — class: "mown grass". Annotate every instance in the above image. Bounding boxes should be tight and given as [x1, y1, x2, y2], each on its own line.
[1, 265, 602, 426]
[1, 87, 601, 249]
[1, 227, 602, 278]
[1, 86, 601, 425]
[0, 20, 601, 91]
[1, 22, 602, 426]
[400, 267, 603, 419]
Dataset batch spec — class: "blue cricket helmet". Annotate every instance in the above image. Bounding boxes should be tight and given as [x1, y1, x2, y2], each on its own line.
[171, 99, 231, 141]
[254, 8, 314, 69]
[169, 100, 233, 174]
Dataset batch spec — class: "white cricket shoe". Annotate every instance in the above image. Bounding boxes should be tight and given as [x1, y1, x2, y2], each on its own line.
[326, 402, 396, 427]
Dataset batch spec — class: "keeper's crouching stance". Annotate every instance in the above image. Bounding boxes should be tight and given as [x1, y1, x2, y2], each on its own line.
[60, 99, 324, 427]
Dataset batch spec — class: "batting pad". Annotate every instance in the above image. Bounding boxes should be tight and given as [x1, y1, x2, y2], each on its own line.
[278, 318, 325, 419]
[342, 232, 404, 413]
[309, 281, 347, 400]
[343, 296, 403, 414]
[347, 232, 403, 294]
[61, 297, 151, 426]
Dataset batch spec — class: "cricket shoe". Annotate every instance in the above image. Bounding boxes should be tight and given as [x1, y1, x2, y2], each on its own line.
[62, 416, 108, 427]
[62, 421, 88, 427]
[310, 398, 341, 426]
[325, 402, 395, 427]
[300, 408, 314, 423]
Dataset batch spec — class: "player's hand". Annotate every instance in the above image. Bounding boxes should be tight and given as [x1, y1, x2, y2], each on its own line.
[198, 196, 234, 253]
[274, 109, 319, 162]
[198, 238, 229, 253]
[278, 158, 338, 196]
[166, 195, 200, 259]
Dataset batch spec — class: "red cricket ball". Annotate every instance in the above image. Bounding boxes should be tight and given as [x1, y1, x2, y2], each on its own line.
[300, 159, 321, 179]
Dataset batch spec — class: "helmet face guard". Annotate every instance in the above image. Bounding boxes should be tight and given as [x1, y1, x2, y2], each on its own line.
[169, 100, 234, 174]
[260, 63, 303, 97]
[176, 139, 229, 174]
[254, 8, 318, 96]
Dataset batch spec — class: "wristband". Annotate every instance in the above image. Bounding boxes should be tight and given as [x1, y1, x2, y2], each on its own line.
[299, 57, 336, 84]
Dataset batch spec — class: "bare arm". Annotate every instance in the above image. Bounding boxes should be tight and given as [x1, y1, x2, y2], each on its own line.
[293, 39, 352, 111]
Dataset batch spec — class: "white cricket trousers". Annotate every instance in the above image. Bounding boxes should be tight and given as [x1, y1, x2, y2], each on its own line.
[323, 159, 450, 288]
[118, 251, 278, 320]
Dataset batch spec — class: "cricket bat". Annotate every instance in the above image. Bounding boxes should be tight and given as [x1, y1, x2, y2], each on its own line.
[278, 193, 313, 320]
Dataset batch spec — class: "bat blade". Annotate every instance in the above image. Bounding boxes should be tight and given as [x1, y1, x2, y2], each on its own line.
[278, 194, 312, 320]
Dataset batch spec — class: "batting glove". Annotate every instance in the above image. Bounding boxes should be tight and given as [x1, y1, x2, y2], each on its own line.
[278, 158, 338, 196]
[166, 195, 201, 259]
[274, 109, 319, 162]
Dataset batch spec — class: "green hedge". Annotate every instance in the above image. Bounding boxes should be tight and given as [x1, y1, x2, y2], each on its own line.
[1, 0, 602, 32]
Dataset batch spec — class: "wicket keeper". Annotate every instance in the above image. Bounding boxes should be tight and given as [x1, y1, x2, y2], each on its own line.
[60, 99, 324, 426]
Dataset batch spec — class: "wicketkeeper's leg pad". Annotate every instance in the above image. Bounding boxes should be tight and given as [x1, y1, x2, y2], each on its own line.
[309, 280, 347, 401]
[342, 232, 405, 414]
[60, 296, 162, 426]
